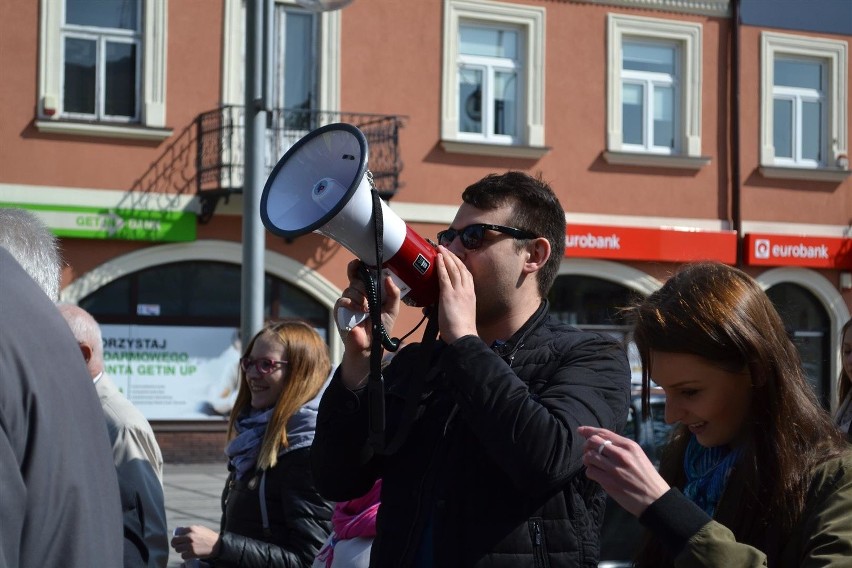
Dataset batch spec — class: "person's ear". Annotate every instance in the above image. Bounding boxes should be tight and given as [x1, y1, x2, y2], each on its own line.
[523, 237, 551, 274]
[78, 342, 93, 365]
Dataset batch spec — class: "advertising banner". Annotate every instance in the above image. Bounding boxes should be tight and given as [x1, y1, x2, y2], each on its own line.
[101, 324, 241, 420]
[0, 202, 196, 242]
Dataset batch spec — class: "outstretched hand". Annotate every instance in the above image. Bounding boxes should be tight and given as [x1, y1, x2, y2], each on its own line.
[170, 525, 221, 560]
[577, 425, 670, 518]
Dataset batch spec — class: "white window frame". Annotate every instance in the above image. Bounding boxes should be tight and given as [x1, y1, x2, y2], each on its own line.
[441, 0, 546, 158]
[761, 32, 848, 172]
[37, 0, 170, 141]
[606, 14, 703, 166]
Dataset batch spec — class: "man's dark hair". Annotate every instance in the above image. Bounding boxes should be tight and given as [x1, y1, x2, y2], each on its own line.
[461, 171, 566, 297]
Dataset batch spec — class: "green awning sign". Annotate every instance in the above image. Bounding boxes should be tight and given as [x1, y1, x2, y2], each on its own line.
[0, 203, 196, 242]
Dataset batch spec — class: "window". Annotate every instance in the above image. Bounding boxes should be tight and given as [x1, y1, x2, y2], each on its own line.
[441, 0, 546, 158]
[61, 0, 141, 122]
[761, 32, 848, 176]
[220, 0, 341, 187]
[269, 5, 320, 157]
[606, 14, 706, 169]
[221, 0, 340, 112]
[458, 24, 520, 142]
[38, 0, 169, 140]
[80, 261, 330, 333]
[773, 57, 825, 166]
[621, 40, 679, 154]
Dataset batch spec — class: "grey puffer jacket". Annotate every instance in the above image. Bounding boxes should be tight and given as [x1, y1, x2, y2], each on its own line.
[312, 301, 632, 567]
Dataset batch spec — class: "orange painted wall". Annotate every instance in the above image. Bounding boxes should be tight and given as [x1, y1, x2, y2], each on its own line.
[0, 1, 224, 190]
[337, 1, 733, 225]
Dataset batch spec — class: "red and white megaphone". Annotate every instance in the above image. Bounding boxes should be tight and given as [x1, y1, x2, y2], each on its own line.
[260, 123, 439, 328]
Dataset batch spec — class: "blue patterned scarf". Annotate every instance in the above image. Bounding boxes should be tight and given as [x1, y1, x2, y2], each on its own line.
[225, 407, 274, 480]
[682, 435, 740, 517]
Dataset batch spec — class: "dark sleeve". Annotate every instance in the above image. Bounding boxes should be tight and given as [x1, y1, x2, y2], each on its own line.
[444, 330, 631, 493]
[310, 367, 382, 502]
[212, 449, 334, 568]
[638, 488, 712, 555]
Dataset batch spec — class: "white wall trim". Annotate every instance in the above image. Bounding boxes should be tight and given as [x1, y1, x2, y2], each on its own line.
[0, 183, 198, 213]
[760, 31, 848, 167]
[558, 258, 662, 296]
[441, 0, 546, 147]
[607, 13, 703, 157]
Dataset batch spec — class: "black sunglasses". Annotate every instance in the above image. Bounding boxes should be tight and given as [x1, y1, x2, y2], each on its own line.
[437, 223, 538, 250]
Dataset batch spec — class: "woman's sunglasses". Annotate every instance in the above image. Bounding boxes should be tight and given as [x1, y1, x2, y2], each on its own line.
[239, 357, 287, 376]
[437, 223, 538, 250]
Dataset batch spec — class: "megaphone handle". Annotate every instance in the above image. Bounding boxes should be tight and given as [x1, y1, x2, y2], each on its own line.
[337, 307, 369, 333]
[358, 263, 401, 352]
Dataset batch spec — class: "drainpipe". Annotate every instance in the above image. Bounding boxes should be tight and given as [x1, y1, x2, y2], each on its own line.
[731, 0, 743, 266]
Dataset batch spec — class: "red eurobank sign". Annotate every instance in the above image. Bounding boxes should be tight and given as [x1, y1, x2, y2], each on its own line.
[565, 224, 737, 263]
[744, 234, 852, 269]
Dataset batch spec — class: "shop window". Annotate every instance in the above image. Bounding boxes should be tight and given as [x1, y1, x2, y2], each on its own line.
[766, 283, 831, 408]
[37, 0, 170, 140]
[605, 14, 707, 169]
[79, 261, 328, 332]
[548, 274, 640, 332]
[440, 0, 546, 158]
[760, 32, 848, 179]
[78, 261, 331, 421]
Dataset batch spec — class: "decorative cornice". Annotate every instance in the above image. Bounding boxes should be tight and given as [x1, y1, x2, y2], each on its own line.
[563, 0, 731, 18]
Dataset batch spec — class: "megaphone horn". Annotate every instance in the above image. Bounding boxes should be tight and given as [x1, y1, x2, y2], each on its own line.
[260, 123, 439, 312]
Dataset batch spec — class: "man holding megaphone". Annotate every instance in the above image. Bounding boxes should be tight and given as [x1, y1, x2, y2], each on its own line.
[310, 171, 632, 567]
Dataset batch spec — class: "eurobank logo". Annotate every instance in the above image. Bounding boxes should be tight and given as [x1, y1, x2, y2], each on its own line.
[566, 232, 621, 250]
[745, 234, 850, 269]
[754, 239, 771, 259]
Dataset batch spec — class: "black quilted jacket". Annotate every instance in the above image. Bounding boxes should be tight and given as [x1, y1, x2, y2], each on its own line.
[312, 301, 631, 567]
[210, 447, 333, 568]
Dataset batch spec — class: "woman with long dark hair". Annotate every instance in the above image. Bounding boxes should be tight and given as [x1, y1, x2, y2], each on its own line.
[579, 262, 852, 566]
[171, 319, 334, 567]
[835, 317, 852, 440]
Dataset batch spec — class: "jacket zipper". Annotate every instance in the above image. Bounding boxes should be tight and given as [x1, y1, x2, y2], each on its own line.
[529, 518, 550, 568]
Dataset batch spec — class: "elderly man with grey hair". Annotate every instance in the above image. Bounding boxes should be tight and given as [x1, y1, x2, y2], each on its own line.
[0, 207, 63, 301]
[59, 303, 170, 568]
[0, 207, 124, 567]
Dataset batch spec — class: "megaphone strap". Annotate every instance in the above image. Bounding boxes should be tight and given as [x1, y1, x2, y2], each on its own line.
[374, 305, 440, 456]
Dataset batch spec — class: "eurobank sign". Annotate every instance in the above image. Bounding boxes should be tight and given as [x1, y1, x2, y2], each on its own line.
[745, 234, 852, 269]
[1, 203, 196, 242]
[566, 224, 737, 263]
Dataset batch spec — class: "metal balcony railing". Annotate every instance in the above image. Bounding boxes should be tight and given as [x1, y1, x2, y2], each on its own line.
[195, 106, 405, 222]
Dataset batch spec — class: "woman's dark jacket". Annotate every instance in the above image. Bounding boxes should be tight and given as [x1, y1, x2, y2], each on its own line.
[210, 389, 334, 568]
[311, 302, 632, 567]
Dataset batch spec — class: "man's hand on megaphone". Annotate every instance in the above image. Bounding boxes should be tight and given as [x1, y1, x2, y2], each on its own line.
[435, 246, 477, 344]
[336, 260, 401, 390]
